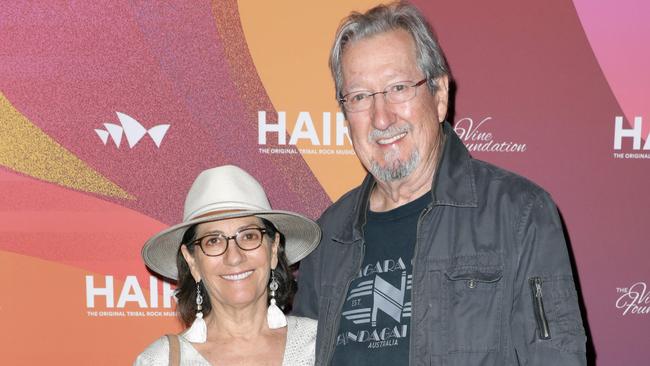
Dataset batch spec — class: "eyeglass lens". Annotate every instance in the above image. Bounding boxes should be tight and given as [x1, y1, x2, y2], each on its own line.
[196, 227, 265, 256]
[342, 79, 427, 112]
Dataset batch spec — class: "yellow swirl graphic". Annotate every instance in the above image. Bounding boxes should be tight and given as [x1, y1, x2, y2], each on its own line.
[0, 93, 134, 200]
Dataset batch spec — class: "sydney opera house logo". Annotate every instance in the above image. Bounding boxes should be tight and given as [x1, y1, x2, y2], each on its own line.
[94, 112, 170, 148]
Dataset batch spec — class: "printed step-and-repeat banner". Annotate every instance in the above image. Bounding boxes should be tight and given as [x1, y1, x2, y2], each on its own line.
[1, 1, 647, 364]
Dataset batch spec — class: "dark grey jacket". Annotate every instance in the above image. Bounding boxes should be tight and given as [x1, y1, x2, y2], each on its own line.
[293, 122, 587, 365]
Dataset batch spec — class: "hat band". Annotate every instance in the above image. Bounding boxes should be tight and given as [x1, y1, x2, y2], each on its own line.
[193, 209, 247, 219]
[184, 201, 270, 221]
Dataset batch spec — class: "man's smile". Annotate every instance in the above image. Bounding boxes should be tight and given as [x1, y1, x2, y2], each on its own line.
[376, 131, 407, 145]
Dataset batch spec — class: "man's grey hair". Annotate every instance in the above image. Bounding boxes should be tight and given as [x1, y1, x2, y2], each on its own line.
[329, 1, 450, 107]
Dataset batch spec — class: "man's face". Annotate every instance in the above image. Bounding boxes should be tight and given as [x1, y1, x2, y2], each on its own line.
[341, 29, 448, 183]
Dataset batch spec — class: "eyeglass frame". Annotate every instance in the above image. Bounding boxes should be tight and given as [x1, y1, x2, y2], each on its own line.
[188, 227, 269, 257]
[339, 78, 429, 113]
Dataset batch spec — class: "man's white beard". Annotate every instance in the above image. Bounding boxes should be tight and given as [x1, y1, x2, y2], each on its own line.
[370, 149, 420, 182]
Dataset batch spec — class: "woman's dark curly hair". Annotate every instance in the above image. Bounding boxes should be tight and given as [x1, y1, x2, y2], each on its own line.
[175, 218, 295, 327]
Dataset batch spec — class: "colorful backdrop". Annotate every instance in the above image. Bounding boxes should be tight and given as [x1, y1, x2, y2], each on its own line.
[1, 1, 648, 364]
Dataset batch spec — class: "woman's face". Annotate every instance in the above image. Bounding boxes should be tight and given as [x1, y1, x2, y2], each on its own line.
[181, 216, 279, 311]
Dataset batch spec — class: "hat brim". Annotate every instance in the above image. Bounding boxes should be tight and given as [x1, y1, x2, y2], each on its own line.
[141, 210, 321, 281]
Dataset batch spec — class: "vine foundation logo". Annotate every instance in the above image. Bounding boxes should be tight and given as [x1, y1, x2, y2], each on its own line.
[613, 116, 650, 159]
[454, 117, 527, 153]
[94, 112, 171, 148]
[85, 275, 178, 318]
[257, 111, 355, 156]
[615, 281, 650, 315]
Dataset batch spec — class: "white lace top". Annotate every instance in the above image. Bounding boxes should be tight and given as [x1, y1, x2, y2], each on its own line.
[133, 316, 316, 365]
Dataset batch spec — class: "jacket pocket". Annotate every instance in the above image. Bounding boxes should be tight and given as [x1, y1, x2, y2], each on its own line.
[529, 277, 551, 340]
[444, 266, 503, 353]
[529, 276, 586, 353]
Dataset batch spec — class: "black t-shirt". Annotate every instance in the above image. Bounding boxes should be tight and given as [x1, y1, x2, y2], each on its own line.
[330, 191, 432, 365]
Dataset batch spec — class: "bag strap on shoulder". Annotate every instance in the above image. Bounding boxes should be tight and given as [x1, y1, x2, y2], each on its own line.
[166, 334, 180, 366]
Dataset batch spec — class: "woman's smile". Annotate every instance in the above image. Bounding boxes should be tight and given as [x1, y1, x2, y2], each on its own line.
[220, 270, 254, 281]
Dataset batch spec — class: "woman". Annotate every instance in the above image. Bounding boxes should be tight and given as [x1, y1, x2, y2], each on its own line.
[135, 165, 320, 365]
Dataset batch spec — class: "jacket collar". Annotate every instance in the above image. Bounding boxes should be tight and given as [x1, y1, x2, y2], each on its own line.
[431, 121, 478, 207]
[333, 121, 478, 244]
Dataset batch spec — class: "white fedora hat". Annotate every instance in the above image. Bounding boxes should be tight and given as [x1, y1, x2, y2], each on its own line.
[142, 165, 321, 280]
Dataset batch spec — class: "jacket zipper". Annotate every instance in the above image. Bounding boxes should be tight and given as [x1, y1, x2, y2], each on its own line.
[324, 241, 365, 365]
[529, 277, 551, 340]
[409, 206, 431, 366]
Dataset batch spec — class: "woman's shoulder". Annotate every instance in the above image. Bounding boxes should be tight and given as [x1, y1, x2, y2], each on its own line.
[287, 315, 317, 335]
[134, 335, 209, 365]
[133, 336, 169, 366]
[283, 316, 317, 365]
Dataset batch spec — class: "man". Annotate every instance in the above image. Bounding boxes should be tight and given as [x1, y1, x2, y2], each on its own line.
[293, 2, 586, 366]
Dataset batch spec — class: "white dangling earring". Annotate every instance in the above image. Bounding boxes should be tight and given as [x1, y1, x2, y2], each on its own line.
[267, 269, 287, 329]
[182, 281, 207, 343]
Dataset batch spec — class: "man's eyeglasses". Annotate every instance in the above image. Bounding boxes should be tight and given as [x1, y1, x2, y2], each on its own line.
[339, 78, 428, 113]
[189, 227, 268, 257]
